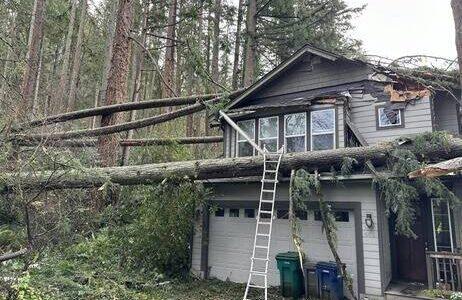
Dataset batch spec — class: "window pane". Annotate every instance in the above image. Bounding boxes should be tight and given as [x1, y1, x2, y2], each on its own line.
[238, 142, 254, 157]
[215, 208, 224, 217]
[259, 117, 278, 139]
[260, 139, 277, 152]
[311, 110, 335, 133]
[285, 113, 306, 136]
[312, 134, 334, 150]
[229, 208, 240, 217]
[237, 120, 255, 141]
[277, 210, 289, 219]
[378, 108, 401, 127]
[244, 209, 255, 218]
[286, 136, 305, 153]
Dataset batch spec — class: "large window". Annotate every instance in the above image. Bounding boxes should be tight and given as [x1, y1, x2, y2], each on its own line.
[431, 199, 454, 252]
[259, 117, 279, 152]
[237, 119, 255, 157]
[285, 113, 306, 153]
[377, 107, 402, 128]
[311, 109, 335, 150]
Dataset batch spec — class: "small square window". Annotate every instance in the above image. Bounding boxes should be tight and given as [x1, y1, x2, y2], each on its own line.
[296, 210, 308, 220]
[215, 207, 225, 217]
[229, 208, 240, 217]
[244, 209, 255, 218]
[277, 210, 289, 219]
[377, 107, 402, 128]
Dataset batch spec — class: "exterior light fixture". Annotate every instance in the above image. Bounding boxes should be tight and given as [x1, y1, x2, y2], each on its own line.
[365, 214, 374, 229]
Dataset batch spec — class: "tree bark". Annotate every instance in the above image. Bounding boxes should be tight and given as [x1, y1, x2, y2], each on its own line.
[452, 0, 462, 132]
[0, 248, 28, 263]
[55, 0, 78, 112]
[13, 90, 243, 131]
[21, 0, 46, 111]
[1, 11, 17, 102]
[6, 138, 462, 191]
[68, 0, 87, 112]
[232, 0, 244, 90]
[100, 0, 118, 105]
[211, 0, 221, 92]
[121, 0, 148, 166]
[161, 0, 178, 102]
[243, 0, 257, 87]
[17, 136, 223, 147]
[32, 37, 45, 114]
[97, 0, 135, 167]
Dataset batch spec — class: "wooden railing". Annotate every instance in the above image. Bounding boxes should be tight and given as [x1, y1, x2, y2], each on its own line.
[426, 251, 462, 291]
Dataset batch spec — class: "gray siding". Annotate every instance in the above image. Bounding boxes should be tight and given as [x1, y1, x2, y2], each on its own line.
[350, 94, 433, 145]
[251, 58, 373, 100]
[434, 94, 459, 134]
[198, 181, 384, 297]
[191, 218, 203, 276]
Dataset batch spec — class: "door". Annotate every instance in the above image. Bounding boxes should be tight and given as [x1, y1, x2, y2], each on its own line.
[394, 203, 429, 283]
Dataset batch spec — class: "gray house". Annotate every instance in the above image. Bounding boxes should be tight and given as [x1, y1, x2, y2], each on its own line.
[191, 45, 462, 300]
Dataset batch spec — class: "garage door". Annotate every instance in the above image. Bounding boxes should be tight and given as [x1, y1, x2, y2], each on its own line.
[208, 207, 358, 293]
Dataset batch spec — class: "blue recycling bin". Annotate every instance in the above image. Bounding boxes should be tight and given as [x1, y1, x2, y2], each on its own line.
[315, 262, 344, 300]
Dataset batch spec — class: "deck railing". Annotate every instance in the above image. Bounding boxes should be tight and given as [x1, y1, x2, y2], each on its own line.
[426, 251, 462, 291]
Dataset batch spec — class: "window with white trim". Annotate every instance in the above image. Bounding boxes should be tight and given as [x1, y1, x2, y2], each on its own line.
[311, 109, 335, 150]
[285, 113, 306, 153]
[259, 117, 279, 152]
[431, 199, 455, 252]
[236, 119, 255, 157]
[377, 107, 402, 128]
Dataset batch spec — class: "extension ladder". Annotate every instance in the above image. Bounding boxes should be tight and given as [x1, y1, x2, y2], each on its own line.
[243, 147, 284, 300]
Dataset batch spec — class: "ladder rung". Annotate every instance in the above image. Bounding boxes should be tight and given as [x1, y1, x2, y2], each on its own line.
[262, 179, 278, 183]
[265, 170, 277, 173]
[258, 221, 271, 225]
[257, 233, 270, 237]
[265, 160, 279, 163]
[248, 284, 266, 289]
[260, 199, 273, 203]
[262, 189, 274, 193]
[252, 257, 269, 261]
[255, 245, 268, 249]
[251, 271, 267, 276]
[259, 210, 273, 215]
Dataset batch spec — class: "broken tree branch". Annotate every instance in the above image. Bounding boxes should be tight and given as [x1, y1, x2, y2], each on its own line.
[0, 248, 28, 263]
[4, 137, 462, 191]
[12, 89, 244, 132]
[13, 98, 222, 141]
[408, 157, 462, 178]
[16, 136, 223, 147]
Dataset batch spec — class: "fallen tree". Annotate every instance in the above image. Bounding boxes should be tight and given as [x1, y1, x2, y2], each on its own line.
[4, 137, 462, 191]
[12, 89, 244, 132]
[408, 157, 462, 178]
[13, 98, 220, 141]
[16, 136, 223, 147]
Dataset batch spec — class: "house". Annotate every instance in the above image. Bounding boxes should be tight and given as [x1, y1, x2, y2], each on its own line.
[190, 45, 462, 300]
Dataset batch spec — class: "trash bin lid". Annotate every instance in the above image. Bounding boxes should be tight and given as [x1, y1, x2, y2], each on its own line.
[316, 261, 338, 270]
[275, 251, 301, 261]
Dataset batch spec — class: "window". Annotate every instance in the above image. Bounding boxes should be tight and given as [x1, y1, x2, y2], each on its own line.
[259, 117, 279, 152]
[244, 209, 255, 218]
[237, 120, 255, 157]
[277, 210, 289, 219]
[229, 208, 240, 218]
[311, 109, 335, 151]
[215, 207, 225, 217]
[314, 210, 349, 222]
[377, 107, 402, 128]
[285, 113, 306, 153]
[431, 199, 454, 252]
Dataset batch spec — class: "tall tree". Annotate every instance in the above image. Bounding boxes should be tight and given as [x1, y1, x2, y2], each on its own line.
[68, 0, 87, 112]
[56, 0, 78, 112]
[211, 0, 221, 91]
[97, 0, 135, 167]
[452, 0, 462, 94]
[161, 0, 178, 101]
[243, 0, 256, 87]
[232, 0, 244, 90]
[100, 0, 118, 105]
[21, 0, 46, 112]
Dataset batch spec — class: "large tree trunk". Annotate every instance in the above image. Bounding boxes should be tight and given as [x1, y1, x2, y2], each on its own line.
[243, 0, 256, 87]
[68, 0, 87, 112]
[21, 0, 46, 112]
[55, 0, 78, 112]
[232, 0, 244, 90]
[121, 0, 148, 166]
[32, 37, 45, 114]
[211, 0, 221, 92]
[100, 0, 118, 105]
[452, 0, 462, 133]
[161, 0, 178, 103]
[7, 138, 462, 191]
[1, 12, 17, 102]
[97, 0, 135, 167]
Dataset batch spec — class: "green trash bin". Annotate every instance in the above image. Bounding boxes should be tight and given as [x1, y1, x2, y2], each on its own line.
[275, 251, 304, 299]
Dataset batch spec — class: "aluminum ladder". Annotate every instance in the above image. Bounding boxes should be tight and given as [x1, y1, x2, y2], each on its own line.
[243, 147, 284, 300]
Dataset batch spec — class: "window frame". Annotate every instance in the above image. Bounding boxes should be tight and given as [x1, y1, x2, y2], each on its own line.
[310, 108, 336, 151]
[258, 116, 279, 153]
[431, 199, 455, 252]
[376, 106, 404, 129]
[284, 112, 307, 153]
[236, 119, 256, 157]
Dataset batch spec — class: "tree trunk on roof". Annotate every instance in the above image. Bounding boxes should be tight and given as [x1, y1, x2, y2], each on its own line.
[97, 0, 135, 167]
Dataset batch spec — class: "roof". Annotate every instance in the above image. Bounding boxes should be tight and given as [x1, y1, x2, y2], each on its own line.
[226, 44, 364, 110]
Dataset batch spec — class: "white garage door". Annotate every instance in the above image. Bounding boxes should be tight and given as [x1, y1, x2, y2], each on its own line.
[208, 208, 358, 293]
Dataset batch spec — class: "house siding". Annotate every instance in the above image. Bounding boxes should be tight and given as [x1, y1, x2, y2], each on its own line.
[349, 94, 433, 145]
[194, 180, 385, 298]
[434, 93, 460, 134]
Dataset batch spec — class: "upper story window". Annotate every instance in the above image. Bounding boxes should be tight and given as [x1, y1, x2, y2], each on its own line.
[377, 107, 402, 128]
[311, 109, 335, 150]
[237, 119, 255, 157]
[285, 113, 306, 153]
[259, 117, 279, 152]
